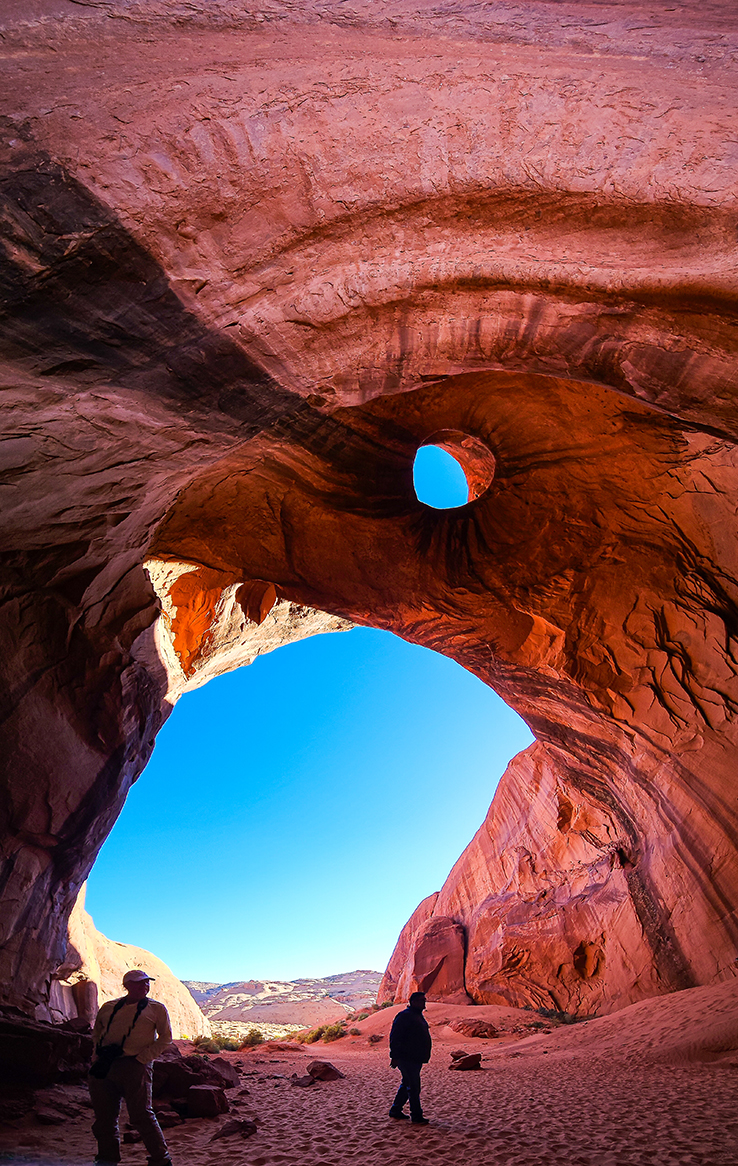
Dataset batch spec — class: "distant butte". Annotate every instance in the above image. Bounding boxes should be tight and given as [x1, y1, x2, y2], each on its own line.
[1, 0, 738, 1045]
[184, 972, 383, 1031]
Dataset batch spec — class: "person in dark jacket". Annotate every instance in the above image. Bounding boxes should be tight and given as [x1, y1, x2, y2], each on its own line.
[388, 991, 432, 1124]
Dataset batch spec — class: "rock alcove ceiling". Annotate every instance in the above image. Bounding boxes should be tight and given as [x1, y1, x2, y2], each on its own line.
[1, 0, 738, 1025]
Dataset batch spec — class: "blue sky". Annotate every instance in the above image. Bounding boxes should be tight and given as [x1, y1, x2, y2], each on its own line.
[85, 450, 534, 983]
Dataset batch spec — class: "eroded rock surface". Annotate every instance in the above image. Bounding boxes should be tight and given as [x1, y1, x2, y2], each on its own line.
[1, 0, 738, 1022]
[49, 888, 211, 1038]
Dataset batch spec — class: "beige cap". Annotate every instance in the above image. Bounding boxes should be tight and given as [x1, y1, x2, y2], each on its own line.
[122, 969, 154, 985]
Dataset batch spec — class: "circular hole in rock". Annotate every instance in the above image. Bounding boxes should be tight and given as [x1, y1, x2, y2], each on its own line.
[413, 445, 469, 508]
[413, 431, 496, 509]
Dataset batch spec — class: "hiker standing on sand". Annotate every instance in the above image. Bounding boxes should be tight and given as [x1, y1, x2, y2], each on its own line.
[388, 991, 432, 1124]
[88, 969, 173, 1166]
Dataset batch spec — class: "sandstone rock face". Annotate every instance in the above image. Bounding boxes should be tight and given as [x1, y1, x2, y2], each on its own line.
[1, 0, 738, 1024]
[51, 888, 210, 1039]
[390, 915, 470, 1005]
[380, 743, 670, 1013]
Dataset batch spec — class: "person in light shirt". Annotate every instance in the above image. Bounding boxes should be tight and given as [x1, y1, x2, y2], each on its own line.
[89, 969, 173, 1166]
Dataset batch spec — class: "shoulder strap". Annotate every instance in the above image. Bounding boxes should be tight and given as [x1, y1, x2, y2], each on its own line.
[120, 998, 149, 1051]
[102, 997, 128, 1038]
[102, 997, 149, 1051]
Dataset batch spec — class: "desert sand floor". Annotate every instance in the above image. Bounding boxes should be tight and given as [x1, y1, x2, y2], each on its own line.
[2, 980, 738, 1166]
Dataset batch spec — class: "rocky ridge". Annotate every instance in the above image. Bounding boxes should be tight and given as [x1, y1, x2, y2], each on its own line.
[185, 971, 382, 1032]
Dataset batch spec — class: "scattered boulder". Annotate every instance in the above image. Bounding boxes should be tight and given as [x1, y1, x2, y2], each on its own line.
[157, 1112, 182, 1129]
[210, 1118, 258, 1141]
[152, 1059, 203, 1099]
[290, 1073, 316, 1087]
[186, 1084, 230, 1118]
[450, 1049, 469, 1060]
[157, 1042, 183, 1061]
[449, 1053, 482, 1071]
[123, 1129, 142, 1143]
[449, 1019, 499, 1039]
[33, 1088, 84, 1117]
[209, 1056, 240, 1087]
[153, 1052, 238, 1100]
[306, 1060, 345, 1082]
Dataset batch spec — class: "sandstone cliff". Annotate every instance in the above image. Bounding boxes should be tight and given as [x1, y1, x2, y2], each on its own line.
[50, 889, 210, 1039]
[1, 0, 737, 1026]
[380, 742, 738, 1014]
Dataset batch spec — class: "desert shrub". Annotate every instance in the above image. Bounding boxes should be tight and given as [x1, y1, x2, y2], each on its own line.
[321, 1023, 346, 1043]
[305, 1026, 326, 1043]
[535, 1008, 581, 1025]
[239, 1028, 263, 1048]
[354, 1012, 369, 1022]
[367, 1033, 384, 1044]
[348, 1027, 361, 1036]
[194, 1033, 249, 1053]
[193, 1037, 221, 1054]
[291, 1025, 327, 1044]
[378, 1001, 394, 1010]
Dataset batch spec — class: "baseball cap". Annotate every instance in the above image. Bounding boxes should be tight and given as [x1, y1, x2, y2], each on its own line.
[122, 969, 154, 985]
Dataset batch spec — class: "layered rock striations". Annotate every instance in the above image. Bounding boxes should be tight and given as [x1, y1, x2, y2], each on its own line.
[0, 0, 737, 1021]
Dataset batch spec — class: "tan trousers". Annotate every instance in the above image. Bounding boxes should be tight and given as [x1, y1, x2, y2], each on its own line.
[89, 1056, 169, 1163]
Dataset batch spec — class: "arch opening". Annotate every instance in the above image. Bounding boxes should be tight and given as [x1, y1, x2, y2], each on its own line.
[413, 431, 497, 509]
[413, 445, 469, 508]
[84, 626, 534, 990]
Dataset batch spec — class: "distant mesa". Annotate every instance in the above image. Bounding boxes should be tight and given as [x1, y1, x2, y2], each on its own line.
[184, 971, 382, 1031]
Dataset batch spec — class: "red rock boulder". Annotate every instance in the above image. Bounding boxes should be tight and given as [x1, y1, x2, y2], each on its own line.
[449, 1053, 482, 1071]
[186, 1085, 229, 1118]
[306, 1060, 345, 1082]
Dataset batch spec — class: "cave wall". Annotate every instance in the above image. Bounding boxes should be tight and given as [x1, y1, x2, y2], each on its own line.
[1, 0, 737, 1018]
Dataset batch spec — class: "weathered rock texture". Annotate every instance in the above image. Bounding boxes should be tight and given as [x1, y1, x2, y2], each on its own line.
[1, 0, 738, 1021]
[49, 888, 211, 1038]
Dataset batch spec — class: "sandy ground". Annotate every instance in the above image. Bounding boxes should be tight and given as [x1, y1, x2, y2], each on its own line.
[2, 980, 738, 1166]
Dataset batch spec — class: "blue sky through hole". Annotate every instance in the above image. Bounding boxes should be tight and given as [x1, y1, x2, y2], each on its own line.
[86, 450, 533, 983]
[413, 445, 470, 508]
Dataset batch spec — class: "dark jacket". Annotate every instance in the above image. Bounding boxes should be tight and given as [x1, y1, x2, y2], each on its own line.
[389, 1005, 432, 1064]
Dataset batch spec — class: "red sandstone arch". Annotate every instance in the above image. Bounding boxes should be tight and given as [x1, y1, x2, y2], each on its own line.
[1, 0, 737, 1021]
